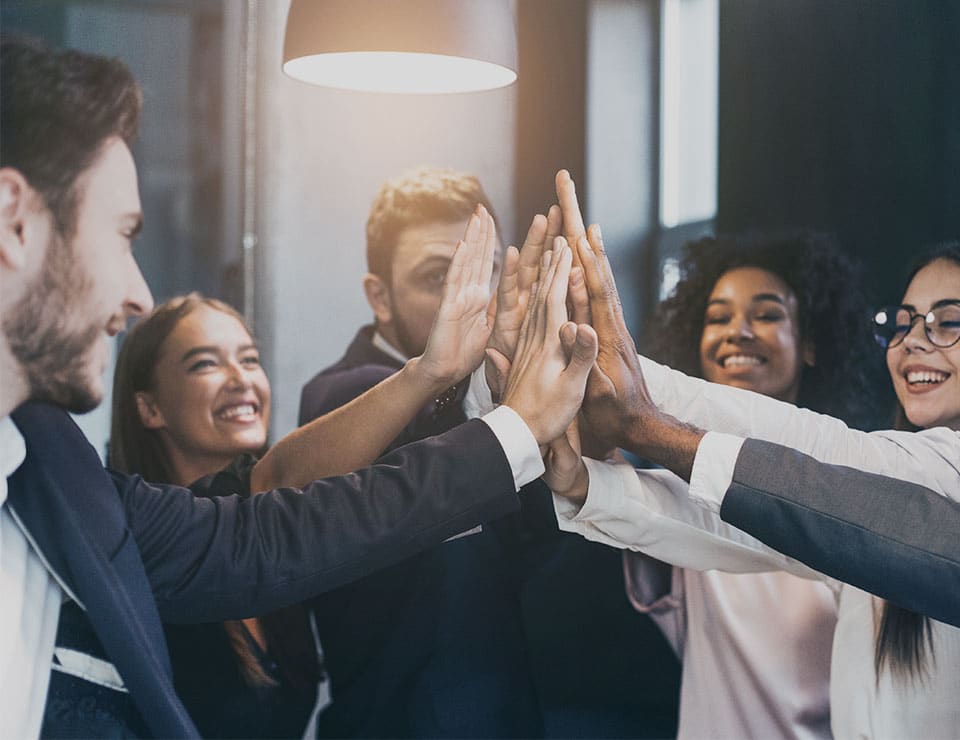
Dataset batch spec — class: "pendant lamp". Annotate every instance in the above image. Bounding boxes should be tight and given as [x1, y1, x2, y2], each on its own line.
[282, 0, 518, 94]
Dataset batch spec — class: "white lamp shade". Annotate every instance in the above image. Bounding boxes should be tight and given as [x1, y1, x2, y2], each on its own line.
[282, 0, 518, 93]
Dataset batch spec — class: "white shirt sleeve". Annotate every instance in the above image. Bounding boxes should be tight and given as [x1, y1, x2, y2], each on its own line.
[687, 432, 745, 513]
[553, 457, 825, 582]
[479, 405, 545, 490]
[640, 354, 960, 499]
[463, 363, 496, 420]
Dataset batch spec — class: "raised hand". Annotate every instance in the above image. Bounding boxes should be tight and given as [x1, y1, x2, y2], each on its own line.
[484, 206, 562, 399]
[417, 205, 498, 386]
[500, 238, 598, 445]
[573, 224, 652, 452]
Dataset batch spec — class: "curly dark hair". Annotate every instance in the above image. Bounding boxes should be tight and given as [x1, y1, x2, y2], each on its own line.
[645, 231, 884, 429]
[0, 35, 141, 237]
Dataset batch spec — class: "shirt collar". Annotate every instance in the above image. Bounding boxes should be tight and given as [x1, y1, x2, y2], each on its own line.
[371, 331, 409, 365]
[0, 415, 27, 507]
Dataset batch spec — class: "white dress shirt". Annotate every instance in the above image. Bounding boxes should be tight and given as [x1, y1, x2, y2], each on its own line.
[1, 416, 63, 739]
[555, 356, 960, 739]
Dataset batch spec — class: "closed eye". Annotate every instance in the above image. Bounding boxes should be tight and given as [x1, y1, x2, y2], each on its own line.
[188, 358, 218, 372]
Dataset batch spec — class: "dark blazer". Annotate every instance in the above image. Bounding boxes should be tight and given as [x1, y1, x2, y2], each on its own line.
[300, 326, 543, 738]
[300, 328, 680, 739]
[721, 438, 960, 628]
[6, 400, 519, 738]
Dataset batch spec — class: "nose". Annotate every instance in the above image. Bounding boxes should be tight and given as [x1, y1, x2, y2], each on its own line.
[725, 315, 754, 341]
[225, 359, 252, 389]
[901, 314, 932, 352]
[124, 254, 154, 317]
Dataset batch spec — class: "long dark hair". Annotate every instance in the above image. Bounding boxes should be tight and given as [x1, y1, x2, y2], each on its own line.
[875, 240, 960, 682]
[646, 230, 883, 427]
[110, 294, 319, 692]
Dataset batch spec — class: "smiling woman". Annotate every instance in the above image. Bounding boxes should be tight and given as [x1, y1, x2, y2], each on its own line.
[626, 230, 882, 739]
[109, 294, 322, 739]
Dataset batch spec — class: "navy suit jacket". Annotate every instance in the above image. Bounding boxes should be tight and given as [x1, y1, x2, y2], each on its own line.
[300, 326, 545, 738]
[6, 401, 519, 738]
[722, 438, 960, 627]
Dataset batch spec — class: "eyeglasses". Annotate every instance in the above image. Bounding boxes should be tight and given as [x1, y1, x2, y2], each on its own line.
[872, 300, 960, 349]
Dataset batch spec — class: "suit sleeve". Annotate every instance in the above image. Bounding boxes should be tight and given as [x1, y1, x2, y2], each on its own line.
[720, 439, 960, 628]
[117, 419, 520, 623]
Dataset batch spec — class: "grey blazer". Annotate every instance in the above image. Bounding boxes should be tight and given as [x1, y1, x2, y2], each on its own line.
[720, 438, 960, 628]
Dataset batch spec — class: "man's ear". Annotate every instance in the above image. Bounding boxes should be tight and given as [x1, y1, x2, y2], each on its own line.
[0, 168, 37, 271]
[135, 392, 166, 430]
[802, 337, 816, 367]
[363, 273, 394, 325]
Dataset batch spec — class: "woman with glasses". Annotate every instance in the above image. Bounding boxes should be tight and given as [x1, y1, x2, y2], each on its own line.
[551, 240, 960, 737]
[624, 232, 879, 740]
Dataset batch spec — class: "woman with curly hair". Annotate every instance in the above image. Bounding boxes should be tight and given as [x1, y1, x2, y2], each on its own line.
[624, 231, 882, 739]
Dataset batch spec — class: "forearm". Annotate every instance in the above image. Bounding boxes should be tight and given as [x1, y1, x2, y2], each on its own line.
[554, 460, 820, 579]
[639, 354, 960, 494]
[252, 358, 448, 490]
[620, 410, 704, 482]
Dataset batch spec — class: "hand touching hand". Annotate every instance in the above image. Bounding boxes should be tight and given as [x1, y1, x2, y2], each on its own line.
[543, 417, 589, 505]
[485, 206, 562, 398]
[417, 206, 498, 388]
[573, 223, 652, 452]
[500, 238, 598, 445]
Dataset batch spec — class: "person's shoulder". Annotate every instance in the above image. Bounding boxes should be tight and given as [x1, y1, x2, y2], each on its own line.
[300, 362, 399, 424]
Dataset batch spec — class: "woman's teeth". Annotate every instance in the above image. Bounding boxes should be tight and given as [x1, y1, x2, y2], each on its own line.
[218, 404, 256, 419]
[722, 355, 763, 367]
[906, 370, 948, 385]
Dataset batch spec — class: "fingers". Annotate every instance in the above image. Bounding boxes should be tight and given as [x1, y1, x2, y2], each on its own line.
[555, 169, 586, 265]
[575, 225, 627, 335]
[568, 265, 591, 325]
[484, 347, 512, 389]
[496, 245, 521, 312]
[564, 322, 599, 382]
[543, 238, 573, 334]
[479, 207, 497, 290]
[518, 214, 548, 292]
[545, 204, 562, 252]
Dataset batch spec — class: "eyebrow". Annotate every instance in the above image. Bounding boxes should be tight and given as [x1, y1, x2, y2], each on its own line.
[180, 344, 258, 363]
[902, 300, 960, 313]
[707, 293, 787, 307]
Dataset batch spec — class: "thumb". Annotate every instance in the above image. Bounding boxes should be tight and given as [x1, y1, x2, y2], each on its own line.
[485, 347, 512, 385]
[564, 323, 598, 381]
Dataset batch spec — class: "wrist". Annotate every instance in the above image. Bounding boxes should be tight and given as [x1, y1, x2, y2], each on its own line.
[625, 410, 704, 482]
[403, 356, 450, 398]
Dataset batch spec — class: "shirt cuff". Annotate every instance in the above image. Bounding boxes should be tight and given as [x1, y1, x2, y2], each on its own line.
[552, 456, 629, 526]
[463, 363, 495, 420]
[687, 431, 746, 513]
[479, 405, 545, 490]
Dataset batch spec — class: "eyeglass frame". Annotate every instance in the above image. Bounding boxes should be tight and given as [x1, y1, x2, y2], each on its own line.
[872, 299, 960, 350]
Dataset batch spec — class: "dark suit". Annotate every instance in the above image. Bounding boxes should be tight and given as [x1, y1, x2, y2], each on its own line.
[721, 438, 960, 628]
[6, 400, 519, 738]
[300, 326, 542, 738]
[300, 327, 680, 739]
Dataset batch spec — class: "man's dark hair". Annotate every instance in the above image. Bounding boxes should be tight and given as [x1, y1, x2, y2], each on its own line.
[365, 166, 498, 281]
[0, 35, 142, 236]
[645, 230, 886, 431]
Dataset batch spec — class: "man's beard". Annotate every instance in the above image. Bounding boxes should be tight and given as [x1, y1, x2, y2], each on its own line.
[2, 229, 103, 414]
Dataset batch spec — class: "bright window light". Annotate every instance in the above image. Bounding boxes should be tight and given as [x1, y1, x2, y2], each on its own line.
[659, 0, 718, 228]
[283, 52, 517, 94]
